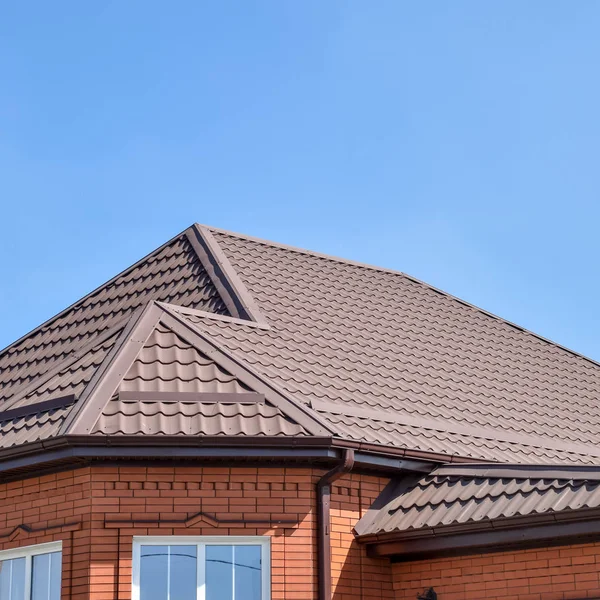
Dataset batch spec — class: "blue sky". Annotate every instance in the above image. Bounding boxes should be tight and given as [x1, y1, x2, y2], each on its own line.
[1, 2, 599, 360]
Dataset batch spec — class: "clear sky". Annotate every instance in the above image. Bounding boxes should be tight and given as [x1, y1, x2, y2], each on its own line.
[1, 2, 599, 361]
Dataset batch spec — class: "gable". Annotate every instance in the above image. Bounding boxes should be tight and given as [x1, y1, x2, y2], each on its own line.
[118, 323, 254, 395]
[88, 321, 310, 437]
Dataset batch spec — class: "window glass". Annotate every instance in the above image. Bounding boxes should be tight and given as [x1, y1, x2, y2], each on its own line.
[32, 552, 62, 600]
[233, 545, 261, 600]
[206, 546, 233, 600]
[135, 538, 268, 600]
[140, 545, 197, 600]
[140, 546, 168, 600]
[0, 557, 26, 600]
[168, 545, 196, 599]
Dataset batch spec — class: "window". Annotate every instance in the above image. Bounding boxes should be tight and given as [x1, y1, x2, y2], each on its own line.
[0, 542, 62, 600]
[132, 536, 270, 600]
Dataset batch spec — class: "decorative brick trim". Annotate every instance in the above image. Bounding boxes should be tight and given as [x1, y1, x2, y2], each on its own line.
[104, 510, 298, 529]
[0, 520, 81, 542]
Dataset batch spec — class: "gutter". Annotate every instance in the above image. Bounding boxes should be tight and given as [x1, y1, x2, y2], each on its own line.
[360, 506, 600, 561]
[0, 436, 437, 482]
[317, 449, 355, 600]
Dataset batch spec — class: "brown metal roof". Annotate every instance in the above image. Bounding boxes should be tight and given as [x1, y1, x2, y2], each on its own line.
[2, 223, 600, 467]
[118, 323, 254, 395]
[354, 464, 600, 538]
[174, 225, 600, 464]
[92, 398, 308, 437]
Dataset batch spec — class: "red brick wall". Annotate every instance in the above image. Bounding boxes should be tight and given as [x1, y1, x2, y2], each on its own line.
[331, 473, 394, 600]
[7, 466, 600, 600]
[0, 468, 92, 599]
[90, 465, 319, 600]
[392, 542, 600, 600]
[0, 464, 393, 599]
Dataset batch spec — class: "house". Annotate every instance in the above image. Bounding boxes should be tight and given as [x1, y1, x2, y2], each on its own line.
[1, 223, 600, 600]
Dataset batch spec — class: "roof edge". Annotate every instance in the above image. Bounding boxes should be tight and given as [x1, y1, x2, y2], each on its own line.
[360, 506, 600, 560]
[0, 435, 437, 483]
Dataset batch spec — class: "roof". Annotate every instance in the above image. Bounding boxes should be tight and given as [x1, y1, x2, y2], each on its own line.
[354, 464, 600, 538]
[1, 223, 600, 467]
[176, 225, 600, 464]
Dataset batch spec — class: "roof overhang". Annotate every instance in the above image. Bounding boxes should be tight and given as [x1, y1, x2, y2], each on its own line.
[360, 505, 600, 561]
[0, 435, 436, 483]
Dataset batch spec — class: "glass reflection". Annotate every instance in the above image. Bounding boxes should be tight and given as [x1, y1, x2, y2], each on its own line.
[139, 545, 197, 600]
[0, 557, 26, 600]
[206, 545, 261, 600]
[32, 552, 62, 600]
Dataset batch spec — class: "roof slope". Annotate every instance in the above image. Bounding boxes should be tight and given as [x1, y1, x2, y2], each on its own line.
[0, 333, 119, 448]
[172, 225, 600, 464]
[0, 232, 228, 405]
[354, 464, 600, 538]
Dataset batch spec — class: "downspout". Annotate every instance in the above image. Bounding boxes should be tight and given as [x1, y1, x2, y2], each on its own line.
[317, 449, 355, 600]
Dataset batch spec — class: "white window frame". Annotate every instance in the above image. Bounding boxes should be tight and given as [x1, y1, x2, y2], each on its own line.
[0, 541, 62, 600]
[132, 535, 271, 600]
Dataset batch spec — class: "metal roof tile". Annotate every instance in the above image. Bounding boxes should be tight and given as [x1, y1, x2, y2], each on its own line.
[356, 468, 600, 536]
[169, 227, 600, 463]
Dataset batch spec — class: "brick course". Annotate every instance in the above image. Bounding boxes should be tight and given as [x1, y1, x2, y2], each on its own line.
[392, 543, 600, 600]
[0, 465, 392, 599]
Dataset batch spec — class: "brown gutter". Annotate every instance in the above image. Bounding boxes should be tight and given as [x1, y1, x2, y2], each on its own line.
[317, 449, 355, 600]
[360, 507, 600, 561]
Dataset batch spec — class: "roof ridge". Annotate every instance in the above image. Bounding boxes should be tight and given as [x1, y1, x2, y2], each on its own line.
[433, 463, 600, 480]
[156, 302, 270, 330]
[186, 225, 265, 323]
[0, 226, 193, 366]
[203, 223, 600, 371]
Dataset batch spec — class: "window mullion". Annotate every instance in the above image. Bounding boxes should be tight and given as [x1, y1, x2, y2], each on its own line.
[47, 553, 52, 600]
[232, 545, 235, 600]
[167, 545, 171, 600]
[197, 543, 206, 600]
[23, 554, 32, 600]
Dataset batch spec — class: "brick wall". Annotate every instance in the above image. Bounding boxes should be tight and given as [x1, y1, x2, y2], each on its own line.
[331, 473, 394, 600]
[0, 468, 92, 599]
[7, 465, 600, 600]
[90, 465, 319, 600]
[0, 464, 393, 599]
[392, 542, 600, 600]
